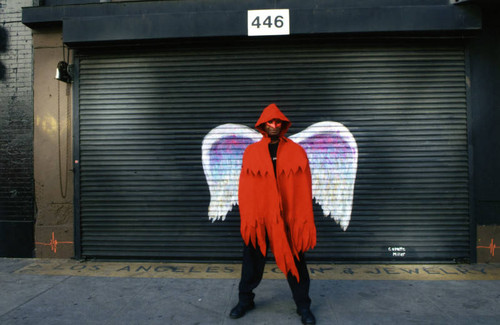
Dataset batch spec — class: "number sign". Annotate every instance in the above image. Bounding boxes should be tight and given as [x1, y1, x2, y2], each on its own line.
[247, 9, 290, 36]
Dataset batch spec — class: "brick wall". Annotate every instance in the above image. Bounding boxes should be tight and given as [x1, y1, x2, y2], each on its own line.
[0, 0, 34, 257]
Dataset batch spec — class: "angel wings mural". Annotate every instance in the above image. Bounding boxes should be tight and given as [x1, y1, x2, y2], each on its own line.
[201, 121, 358, 231]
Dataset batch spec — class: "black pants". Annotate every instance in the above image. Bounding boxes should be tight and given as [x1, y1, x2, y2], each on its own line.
[238, 241, 312, 310]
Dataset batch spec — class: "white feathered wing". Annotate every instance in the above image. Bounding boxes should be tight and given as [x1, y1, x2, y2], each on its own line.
[201, 123, 261, 221]
[290, 121, 358, 231]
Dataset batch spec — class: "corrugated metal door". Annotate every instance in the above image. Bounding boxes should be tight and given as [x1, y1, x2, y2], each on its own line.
[77, 38, 470, 262]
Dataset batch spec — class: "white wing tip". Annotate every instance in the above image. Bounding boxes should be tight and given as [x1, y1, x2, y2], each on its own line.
[208, 213, 226, 222]
[321, 208, 351, 231]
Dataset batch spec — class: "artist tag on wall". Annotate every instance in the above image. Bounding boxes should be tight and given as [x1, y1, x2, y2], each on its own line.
[247, 9, 290, 36]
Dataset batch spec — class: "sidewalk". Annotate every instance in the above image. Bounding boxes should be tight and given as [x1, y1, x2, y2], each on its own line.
[1, 258, 499, 325]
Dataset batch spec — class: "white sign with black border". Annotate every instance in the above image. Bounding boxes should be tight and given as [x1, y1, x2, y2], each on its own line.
[247, 9, 290, 36]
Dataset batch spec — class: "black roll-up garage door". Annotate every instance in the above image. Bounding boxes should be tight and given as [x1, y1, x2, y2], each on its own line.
[77, 38, 470, 262]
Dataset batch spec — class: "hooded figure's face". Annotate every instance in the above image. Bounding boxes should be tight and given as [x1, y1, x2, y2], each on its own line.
[264, 119, 282, 138]
[255, 103, 291, 139]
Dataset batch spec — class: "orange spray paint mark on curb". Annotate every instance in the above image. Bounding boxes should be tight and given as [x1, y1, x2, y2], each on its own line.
[35, 232, 73, 254]
[477, 239, 498, 257]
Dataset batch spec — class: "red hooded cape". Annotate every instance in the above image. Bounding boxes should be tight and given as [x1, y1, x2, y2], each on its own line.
[238, 103, 317, 281]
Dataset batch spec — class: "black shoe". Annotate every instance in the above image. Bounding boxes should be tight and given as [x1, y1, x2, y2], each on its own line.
[297, 308, 316, 325]
[229, 301, 255, 319]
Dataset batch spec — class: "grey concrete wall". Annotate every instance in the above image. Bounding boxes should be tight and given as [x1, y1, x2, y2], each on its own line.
[0, 0, 34, 257]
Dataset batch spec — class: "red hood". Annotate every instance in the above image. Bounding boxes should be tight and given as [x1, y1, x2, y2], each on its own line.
[255, 103, 291, 137]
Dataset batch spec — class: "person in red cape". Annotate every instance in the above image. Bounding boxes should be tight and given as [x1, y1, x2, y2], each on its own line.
[229, 103, 317, 325]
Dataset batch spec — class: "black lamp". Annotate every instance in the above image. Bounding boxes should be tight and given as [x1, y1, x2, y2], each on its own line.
[55, 61, 72, 83]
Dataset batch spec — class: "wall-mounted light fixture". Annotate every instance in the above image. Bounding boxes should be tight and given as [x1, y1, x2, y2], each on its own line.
[55, 61, 72, 83]
[55, 45, 72, 83]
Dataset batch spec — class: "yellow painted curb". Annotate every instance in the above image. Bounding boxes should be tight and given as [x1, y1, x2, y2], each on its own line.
[15, 260, 500, 280]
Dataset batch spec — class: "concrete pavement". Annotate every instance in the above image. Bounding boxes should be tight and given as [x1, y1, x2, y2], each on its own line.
[0, 258, 499, 324]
